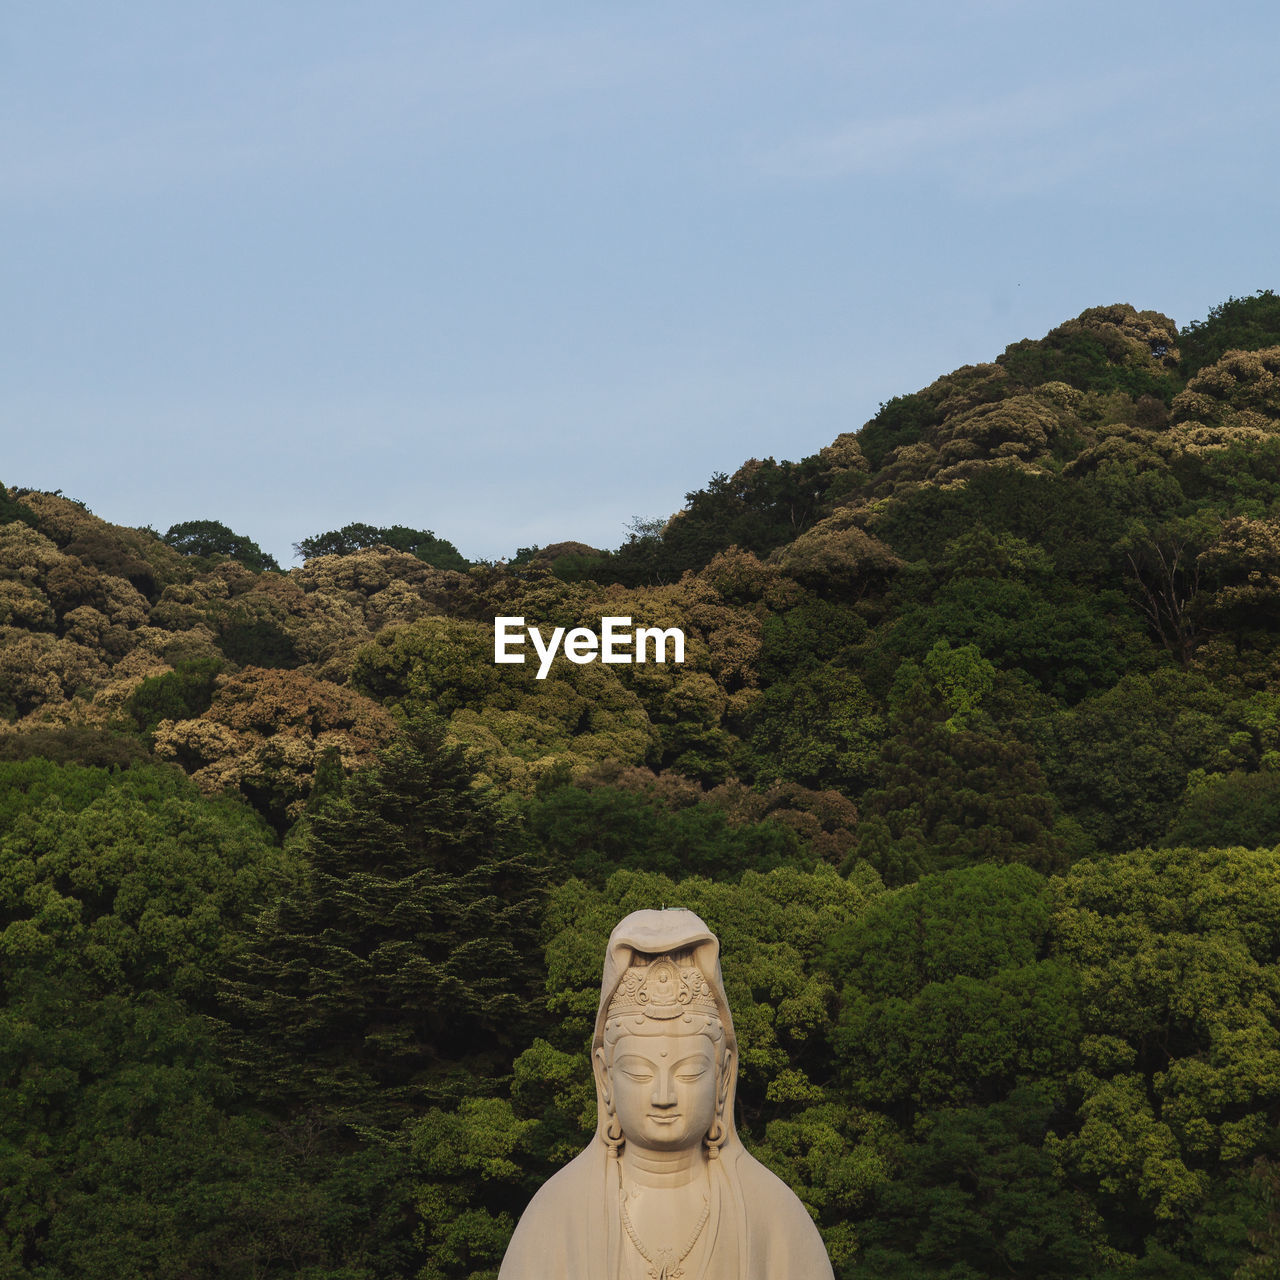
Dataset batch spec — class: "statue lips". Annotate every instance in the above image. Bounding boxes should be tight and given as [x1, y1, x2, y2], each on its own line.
[646, 1112, 683, 1132]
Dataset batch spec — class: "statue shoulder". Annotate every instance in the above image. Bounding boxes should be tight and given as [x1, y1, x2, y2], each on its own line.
[731, 1149, 835, 1280]
[498, 1146, 602, 1280]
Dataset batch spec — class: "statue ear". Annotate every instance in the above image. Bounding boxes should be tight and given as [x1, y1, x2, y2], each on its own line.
[593, 1045, 612, 1109]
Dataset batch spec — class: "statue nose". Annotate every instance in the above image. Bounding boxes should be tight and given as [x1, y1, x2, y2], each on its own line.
[652, 1074, 677, 1106]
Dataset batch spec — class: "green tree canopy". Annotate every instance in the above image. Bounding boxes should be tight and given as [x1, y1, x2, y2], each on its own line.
[827, 866, 1080, 1109]
[1179, 291, 1280, 378]
[219, 720, 547, 1120]
[522, 781, 802, 883]
[163, 519, 281, 572]
[1047, 669, 1246, 851]
[854, 1087, 1094, 1280]
[294, 521, 468, 571]
[854, 680, 1065, 880]
[0, 762, 282, 999]
[1050, 844, 1280, 1260]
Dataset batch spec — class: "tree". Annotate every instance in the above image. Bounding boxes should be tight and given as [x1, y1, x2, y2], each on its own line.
[151, 666, 395, 834]
[204, 723, 550, 1275]
[0, 724, 149, 769]
[746, 662, 883, 792]
[858, 362, 1016, 476]
[1235, 1158, 1280, 1279]
[0, 482, 37, 532]
[877, 528, 1132, 703]
[997, 304, 1180, 400]
[0, 764, 294, 1278]
[0, 762, 283, 999]
[1163, 770, 1280, 849]
[1197, 515, 1280, 641]
[219, 721, 547, 1121]
[854, 1087, 1094, 1280]
[1047, 668, 1245, 851]
[1170, 345, 1280, 439]
[163, 519, 281, 572]
[1050, 845, 1280, 1263]
[410, 1096, 538, 1280]
[0, 969, 297, 1280]
[1118, 512, 1220, 668]
[854, 681, 1065, 880]
[1180, 291, 1280, 378]
[827, 865, 1079, 1109]
[771, 514, 903, 600]
[351, 614, 658, 791]
[294, 522, 468, 571]
[16, 490, 185, 601]
[124, 655, 223, 736]
[606, 450, 855, 585]
[521, 781, 801, 884]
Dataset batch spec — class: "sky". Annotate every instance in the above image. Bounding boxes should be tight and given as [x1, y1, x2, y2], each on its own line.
[4, 0, 1278, 566]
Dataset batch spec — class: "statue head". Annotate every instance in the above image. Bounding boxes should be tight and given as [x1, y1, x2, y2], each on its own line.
[591, 910, 738, 1161]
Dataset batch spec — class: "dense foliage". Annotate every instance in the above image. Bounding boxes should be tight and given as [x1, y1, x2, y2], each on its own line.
[295, 522, 469, 572]
[163, 519, 282, 573]
[3, 294, 1280, 1277]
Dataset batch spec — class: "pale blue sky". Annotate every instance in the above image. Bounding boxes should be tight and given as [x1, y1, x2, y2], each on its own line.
[4, 1, 1277, 564]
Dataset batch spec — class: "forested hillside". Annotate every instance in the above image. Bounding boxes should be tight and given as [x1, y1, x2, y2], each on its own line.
[4, 291, 1280, 1278]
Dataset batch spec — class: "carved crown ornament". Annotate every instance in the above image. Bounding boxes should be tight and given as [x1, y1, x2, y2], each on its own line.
[607, 953, 719, 1021]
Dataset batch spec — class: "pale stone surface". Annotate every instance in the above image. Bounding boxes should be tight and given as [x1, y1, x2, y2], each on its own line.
[499, 908, 835, 1280]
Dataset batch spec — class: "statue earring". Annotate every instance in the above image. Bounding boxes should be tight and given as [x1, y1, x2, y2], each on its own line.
[605, 1116, 624, 1158]
[705, 1117, 725, 1159]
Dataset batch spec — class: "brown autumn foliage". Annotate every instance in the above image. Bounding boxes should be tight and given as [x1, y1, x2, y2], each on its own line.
[15, 490, 187, 597]
[1169, 346, 1280, 456]
[1197, 515, 1280, 634]
[0, 628, 104, 720]
[771, 513, 903, 597]
[152, 666, 395, 826]
[699, 547, 806, 611]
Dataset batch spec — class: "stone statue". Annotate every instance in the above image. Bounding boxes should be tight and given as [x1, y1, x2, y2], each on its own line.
[498, 908, 834, 1279]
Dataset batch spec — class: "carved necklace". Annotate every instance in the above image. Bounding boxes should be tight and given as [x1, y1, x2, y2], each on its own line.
[619, 1189, 709, 1280]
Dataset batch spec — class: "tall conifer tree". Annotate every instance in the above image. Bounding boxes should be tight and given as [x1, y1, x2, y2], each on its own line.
[221, 720, 546, 1126]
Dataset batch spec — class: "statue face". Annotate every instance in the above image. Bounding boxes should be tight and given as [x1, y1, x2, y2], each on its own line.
[607, 1030, 719, 1153]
